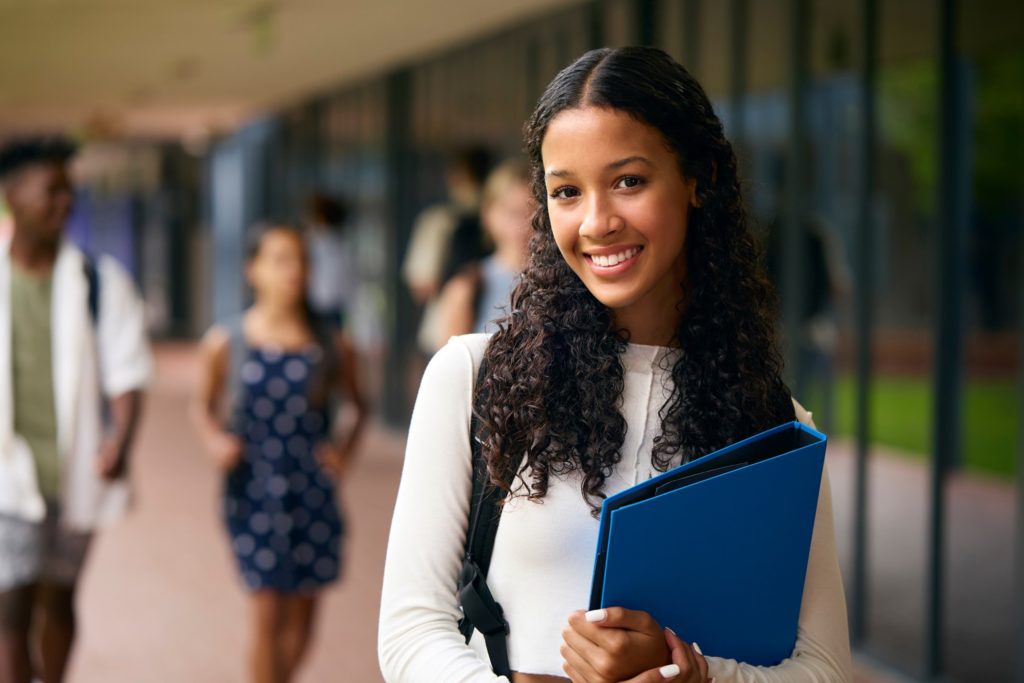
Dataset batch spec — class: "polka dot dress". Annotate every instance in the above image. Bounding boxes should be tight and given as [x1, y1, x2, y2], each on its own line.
[224, 345, 344, 593]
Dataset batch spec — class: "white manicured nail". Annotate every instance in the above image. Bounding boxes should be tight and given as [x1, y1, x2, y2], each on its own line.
[693, 641, 703, 655]
[584, 609, 607, 623]
[659, 664, 680, 678]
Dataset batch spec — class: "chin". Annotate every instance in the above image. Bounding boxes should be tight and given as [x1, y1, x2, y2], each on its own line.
[585, 286, 640, 312]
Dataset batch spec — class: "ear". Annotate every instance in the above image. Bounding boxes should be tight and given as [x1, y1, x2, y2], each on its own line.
[686, 175, 701, 209]
[244, 259, 257, 288]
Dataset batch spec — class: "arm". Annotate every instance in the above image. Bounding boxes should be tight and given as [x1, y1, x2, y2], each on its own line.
[564, 404, 852, 683]
[190, 327, 242, 471]
[702, 404, 852, 682]
[403, 206, 455, 303]
[95, 258, 152, 480]
[437, 270, 478, 341]
[700, 466, 851, 682]
[378, 337, 509, 683]
[95, 391, 143, 480]
[318, 332, 369, 477]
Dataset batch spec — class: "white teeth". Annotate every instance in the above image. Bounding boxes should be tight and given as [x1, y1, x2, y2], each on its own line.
[591, 247, 639, 267]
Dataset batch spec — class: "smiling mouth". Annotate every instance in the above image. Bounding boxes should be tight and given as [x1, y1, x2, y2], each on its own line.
[584, 246, 643, 268]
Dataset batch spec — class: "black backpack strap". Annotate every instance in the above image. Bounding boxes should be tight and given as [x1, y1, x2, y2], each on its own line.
[223, 315, 248, 431]
[457, 357, 515, 677]
[82, 253, 100, 325]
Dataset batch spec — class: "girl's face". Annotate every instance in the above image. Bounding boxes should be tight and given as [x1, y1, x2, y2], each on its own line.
[483, 180, 533, 256]
[247, 229, 308, 306]
[541, 106, 698, 334]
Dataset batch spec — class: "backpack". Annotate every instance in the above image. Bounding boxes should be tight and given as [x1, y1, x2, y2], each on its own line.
[457, 357, 518, 677]
[83, 254, 100, 324]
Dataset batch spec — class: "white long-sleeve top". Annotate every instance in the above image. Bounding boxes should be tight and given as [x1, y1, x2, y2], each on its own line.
[379, 334, 852, 682]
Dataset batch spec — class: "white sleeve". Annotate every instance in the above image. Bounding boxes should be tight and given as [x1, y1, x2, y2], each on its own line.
[402, 206, 455, 289]
[96, 257, 153, 397]
[705, 402, 853, 682]
[378, 337, 509, 683]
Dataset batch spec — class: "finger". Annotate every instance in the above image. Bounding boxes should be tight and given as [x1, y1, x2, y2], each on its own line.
[561, 660, 596, 683]
[560, 627, 606, 683]
[621, 660, 684, 683]
[689, 640, 710, 682]
[664, 629, 700, 679]
[582, 606, 658, 633]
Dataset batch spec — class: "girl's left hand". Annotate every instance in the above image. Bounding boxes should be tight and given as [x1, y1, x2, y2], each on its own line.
[561, 607, 694, 683]
[316, 443, 350, 479]
[621, 628, 711, 683]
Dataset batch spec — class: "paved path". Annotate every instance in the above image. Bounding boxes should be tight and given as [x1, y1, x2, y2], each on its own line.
[65, 345, 1016, 682]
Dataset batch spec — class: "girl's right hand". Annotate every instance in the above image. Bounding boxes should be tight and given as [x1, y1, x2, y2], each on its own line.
[623, 629, 711, 683]
[208, 431, 243, 471]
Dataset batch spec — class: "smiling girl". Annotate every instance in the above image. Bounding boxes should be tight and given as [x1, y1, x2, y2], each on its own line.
[379, 47, 851, 683]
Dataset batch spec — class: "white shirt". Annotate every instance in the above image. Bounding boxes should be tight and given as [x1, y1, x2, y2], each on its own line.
[379, 334, 852, 682]
[306, 226, 355, 313]
[0, 240, 153, 530]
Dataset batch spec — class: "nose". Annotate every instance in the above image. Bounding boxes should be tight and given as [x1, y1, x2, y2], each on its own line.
[578, 193, 624, 241]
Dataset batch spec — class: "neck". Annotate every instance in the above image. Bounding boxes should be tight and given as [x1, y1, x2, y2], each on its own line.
[251, 299, 305, 327]
[9, 230, 58, 273]
[494, 245, 526, 272]
[613, 290, 685, 348]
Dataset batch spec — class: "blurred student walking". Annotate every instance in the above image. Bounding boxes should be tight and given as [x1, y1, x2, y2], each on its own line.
[193, 224, 367, 683]
[0, 137, 152, 683]
[402, 146, 492, 354]
[304, 192, 355, 331]
[438, 159, 533, 338]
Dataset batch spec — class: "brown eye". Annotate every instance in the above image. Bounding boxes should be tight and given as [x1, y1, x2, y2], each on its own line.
[617, 176, 645, 189]
[550, 186, 580, 199]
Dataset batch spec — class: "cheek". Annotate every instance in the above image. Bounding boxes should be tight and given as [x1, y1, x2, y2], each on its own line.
[546, 207, 578, 260]
[632, 196, 688, 253]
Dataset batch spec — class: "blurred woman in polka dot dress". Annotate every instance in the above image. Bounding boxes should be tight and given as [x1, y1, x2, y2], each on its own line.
[193, 225, 367, 683]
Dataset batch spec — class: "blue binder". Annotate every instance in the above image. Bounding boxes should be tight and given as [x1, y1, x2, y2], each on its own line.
[589, 421, 826, 666]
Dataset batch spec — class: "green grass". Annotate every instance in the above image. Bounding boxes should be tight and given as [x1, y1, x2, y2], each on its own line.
[801, 375, 1018, 479]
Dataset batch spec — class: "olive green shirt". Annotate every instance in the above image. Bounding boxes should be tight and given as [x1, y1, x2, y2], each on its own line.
[10, 263, 60, 500]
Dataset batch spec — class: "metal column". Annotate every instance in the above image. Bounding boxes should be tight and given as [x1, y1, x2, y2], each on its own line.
[926, 0, 968, 676]
[782, 0, 811, 385]
[382, 69, 417, 426]
[729, 0, 749, 147]
[851, 0, 879, 649]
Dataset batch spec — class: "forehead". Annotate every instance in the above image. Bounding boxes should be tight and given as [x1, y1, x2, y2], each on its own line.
[541, 106, 669, 171]
[258, 229, 305, 254]
[5, 161, 69, 186]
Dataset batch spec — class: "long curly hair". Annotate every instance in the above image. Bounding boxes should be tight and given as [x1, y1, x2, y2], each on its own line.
[476, 47, 795, 515]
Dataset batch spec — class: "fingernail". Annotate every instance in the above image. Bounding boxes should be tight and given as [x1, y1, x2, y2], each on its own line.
[666, 627, 677, 637]
[659, 664, 680, 678]
[693, 642, 703, 655]
[584, 609, 607, 623]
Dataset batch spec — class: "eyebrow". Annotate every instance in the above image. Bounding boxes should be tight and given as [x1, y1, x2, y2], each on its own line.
[545, 155, 652, 179]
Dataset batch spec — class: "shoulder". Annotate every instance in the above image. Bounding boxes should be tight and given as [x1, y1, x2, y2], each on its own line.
[448, 332, 490, 367]
[200, 324, 232, 351]
[94, 254, 141, 297]
[197, 325, 233, 372]
[412, 203, 457, 231]
[440, 268, 478, 299]
[791, 397, 817, 430]
[421, 333, 490, 390]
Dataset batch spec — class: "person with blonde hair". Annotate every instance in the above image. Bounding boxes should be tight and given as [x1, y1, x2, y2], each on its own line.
[438, 159, 533, 339]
